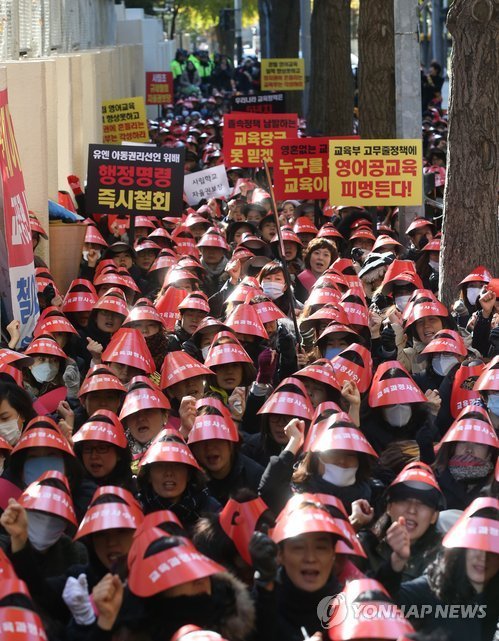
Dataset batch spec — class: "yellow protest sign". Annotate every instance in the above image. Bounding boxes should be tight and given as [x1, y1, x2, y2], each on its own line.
[329, 139, 423, 206]
[261, 58, 305, 91]
[101, 97, 149, 144]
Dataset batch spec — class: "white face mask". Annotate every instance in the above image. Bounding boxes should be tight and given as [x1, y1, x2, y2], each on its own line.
[429, 259, 439, 272]
[465, 286, 481, 306]
[27, 511, 67, 551]
[262, 281, 285, 300]
[0, 416, 22, 446]
[395, 295, 411, 311]
[382, 404, 412, 427]
[432, 354, 459, 376]
[321, 461, 358, 487]
[487, 394, 499, 416]
[201, 345, 210, 360]
[30, 362, 59, 383]
[82, 249, 100, 262]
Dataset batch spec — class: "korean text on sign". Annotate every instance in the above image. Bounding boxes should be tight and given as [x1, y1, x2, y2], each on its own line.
[274, 137, 330, 199]
[231, 92, 286, 114]
[260, 59, 305, 91]
[184, 165, 231, 206]
[146, 72, 174, 106]
[86, 144, 185, 216]
[223, 114, 298, 168]
[101, 97, 149, 144]
[329, 139, 423, 206]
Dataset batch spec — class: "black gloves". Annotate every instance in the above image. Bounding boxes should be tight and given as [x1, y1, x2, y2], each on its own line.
[381, 324, 397, 355]
[249, 531, 278, 585]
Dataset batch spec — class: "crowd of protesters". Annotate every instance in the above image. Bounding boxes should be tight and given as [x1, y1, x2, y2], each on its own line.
[0, 50, 497, 641]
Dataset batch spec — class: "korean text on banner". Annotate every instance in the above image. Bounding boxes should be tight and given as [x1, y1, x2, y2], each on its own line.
[329, 139, 423, 206]
[223, 114, 298, 168]
[86, 144, 185, 216]
[231, 92, 286, 114]
[274, 137, 330, 199]
[0, 88, 39, 346]
[146, 72, 174, 106]
[102, 97, 149, 144]
[184, 166, 231, 206]
[260, 59, 305, 91]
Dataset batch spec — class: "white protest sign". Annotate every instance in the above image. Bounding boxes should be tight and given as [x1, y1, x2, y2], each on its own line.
[183, 165, 231, 206]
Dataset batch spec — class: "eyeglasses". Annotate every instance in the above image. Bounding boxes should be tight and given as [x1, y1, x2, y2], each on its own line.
[81, 444, 112, 455]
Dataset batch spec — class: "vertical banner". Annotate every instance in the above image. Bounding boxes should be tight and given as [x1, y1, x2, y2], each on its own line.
[223, 113, 298, 167]
[145, 72, 174, 105]
[0, 88, 39, 346]
[101, 97, 149, 144]
[329, 139, 423, 206]
[260, 59, 305, 91]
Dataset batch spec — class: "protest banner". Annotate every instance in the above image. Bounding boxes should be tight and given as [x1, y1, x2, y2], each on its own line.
[223, 113, 298, 167]
[260, 59, 305, 91]
[101, 97, 149, 144]
[231, 92, 286, 114]
[146, 72, 174, 105]
[0, 88, 39, 346]
[329, 139, 423, 206]
[86, 144, 185, 216]
[184, 165, 231, 206]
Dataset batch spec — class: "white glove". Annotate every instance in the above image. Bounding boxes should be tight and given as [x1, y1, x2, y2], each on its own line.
[62, 574, 96, 626]
[63, 363, 80, 399]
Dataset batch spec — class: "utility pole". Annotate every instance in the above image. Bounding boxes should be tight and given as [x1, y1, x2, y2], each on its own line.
[394, 0, 424, 240]
[300, 0, 311, 116]
[234, 0, 243, 63]
[431, 0, 444, 68]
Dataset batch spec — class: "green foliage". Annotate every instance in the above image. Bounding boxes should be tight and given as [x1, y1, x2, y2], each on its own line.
[125, 0, 258, 27]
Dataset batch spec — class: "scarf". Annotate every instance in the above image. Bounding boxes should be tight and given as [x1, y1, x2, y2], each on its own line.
[201, 256, 229, 277]
[449, 454, 494, 481]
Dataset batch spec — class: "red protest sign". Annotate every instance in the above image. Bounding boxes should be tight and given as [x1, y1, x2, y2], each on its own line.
[145, 72, 174, 106]
[273, 136, 361, 200]
[223, 113, 298, 167]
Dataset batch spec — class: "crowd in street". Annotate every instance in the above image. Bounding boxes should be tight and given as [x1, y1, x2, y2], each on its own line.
[0, 51, 497, 641]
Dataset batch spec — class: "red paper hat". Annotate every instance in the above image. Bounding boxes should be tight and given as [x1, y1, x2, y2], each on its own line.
[20, 471, 77, 526]
[123, 298, 167, 329]
[149, 227, 172, 241]
[163, 268, 199, 289]
[331, 515, 368, 558]
[154, 286, 188, 331]
[94, 260, 118, 278]
[184, 214, 210, 228]
[78, 365, 127, 398]
[62, 286, 98, 314]
[197, 230, 230, 251]
[368, 360, 427, 407]
[177, 255, 204, 272]
[306, 286, 342, 307]
[116, 269, 140, 293]
[204, 335, 253, 368]
[192, 316, 232, 339]
[178, 291, 210, 313]
[258, 386, 314, 421]
[406, 217, 435, 235]
[93, 288, 129, 317]
[84, 225, 108, 247]
[450, 363, 486, 418]
[294, 359, 342, 393]
[458, 265, 492, 287]
[119, 386, 171, 420]
[404, 299, 448, 328]
[134, 216, 156, 229]
[372, 234, 402, 253]
[148, 251, 177, 273]
[226, 281, 262, 304]
[139, 435, 200, 471]
[271, 229, 302, 246]
[171, 625, 229, 641]
[440, 416, 499, 449]
[316, 271, 349, 292]
[225, 304, 269, 339]
[73, 411, 128, 449]
[272, 505, 351, 545]
[219, 497, 269, 564]
[195, 397, 233, 421]
[0, 348, 33, 370]
[330, 344, 373, 394]
[102, 328, 155, 374]
[349, 228, 376, 242]
[0, 607, 48, 640]
[311, 426, 378, 459]
[136, 510, 183, 536]
[12, 417, 75, 457]
[331, 259, 362, 286]
[29, 211, 48, 239]
[443, 497, 499, 554]
[474, 355, 499, 393]
[75, 500, 143, 539]
[340, 293, 369, 328]
[300, 304, 349, 331]
[89, 485, 142, 512]
[128, 531, 224, 597]
[316, 321, 360, 345]
[303, 402, 344, 451]
[328, 601, 414, 640]
[389, 461, 443, 495]
[188, 414, 239, 445]
[293, 217, 318, 236]
[0, 436, 12, 453]
[25, 336, 67, 359]
[161, 351, 213, 389]
[134, 238, 161, 253]
[34, 313, 78, 337]
[317, 224, 345, 241]
[250, 299, 286, 323]
[421, 329, 467, 356]
[421, 237, 441, 252]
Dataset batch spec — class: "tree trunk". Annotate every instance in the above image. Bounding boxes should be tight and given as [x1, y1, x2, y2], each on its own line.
[358, 0, 395, 138]
[267, 0, 302, 115]
[258, 0, 270, 59]
[308, 0, 353, 135]
[439, 0, 499, 307]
